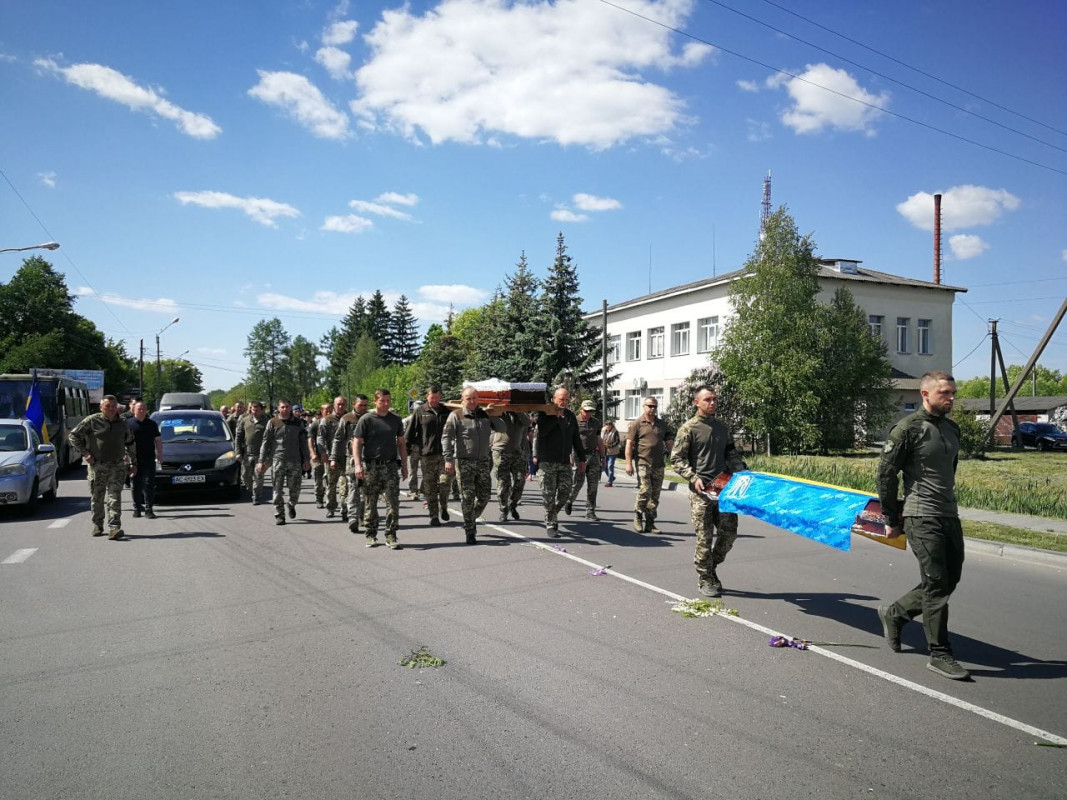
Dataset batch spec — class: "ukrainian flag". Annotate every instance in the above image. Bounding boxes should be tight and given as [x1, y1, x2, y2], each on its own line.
[25, 372, 49, 444]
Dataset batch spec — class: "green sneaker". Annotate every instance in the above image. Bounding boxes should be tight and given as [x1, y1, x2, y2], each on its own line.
[927, 654, 970, 680]
[365, 538, 380, 548]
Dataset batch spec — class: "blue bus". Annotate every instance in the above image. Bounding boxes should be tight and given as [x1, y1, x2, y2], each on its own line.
[0, 373, 91, 469]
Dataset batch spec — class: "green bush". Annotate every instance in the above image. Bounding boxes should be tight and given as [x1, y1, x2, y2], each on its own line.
[952, 408, 989, 460]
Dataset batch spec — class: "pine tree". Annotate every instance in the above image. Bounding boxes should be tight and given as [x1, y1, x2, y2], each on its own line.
[415, 310, 464, 398]
[288, 335, 321, 404]
[366, 290, 393, 362]
[389, 295, 420, 365]
[482, 251, 544, 381]
[245, 317, 293, 410]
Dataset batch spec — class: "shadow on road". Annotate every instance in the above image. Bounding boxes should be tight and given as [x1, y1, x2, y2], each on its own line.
[122, 531, 227, 540]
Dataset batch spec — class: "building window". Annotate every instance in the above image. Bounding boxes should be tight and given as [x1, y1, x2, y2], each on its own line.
[647, 388, 664, 410]
[869, 314, 883, 339]
[608, 390, 621, 416]
[670, 322, 690, 356]
[624, 390, 642, 419]
[606, 334, 621, 364]
[648, 327, 664, 359]
[918, 319, 931, 355]
[697, 316, 719, 353]
[904, 402, 917, 412]
[896, 317, 910, 353]
[626, 331, 641, 361]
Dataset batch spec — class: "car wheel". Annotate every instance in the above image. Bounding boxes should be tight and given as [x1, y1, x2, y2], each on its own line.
[226, 483, 242, 501]
[23, 479, 40, 515]
[42, 471, 59, 502]
[1039, 440, 1051, 451]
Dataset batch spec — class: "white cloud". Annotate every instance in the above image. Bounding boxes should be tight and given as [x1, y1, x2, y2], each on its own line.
[948, 234, 989, 260]
[348, 200, 414, 220]
[38, 172, 56, 188]
[551, 209, 589, 223]
[321, 214, 375, 233]
[350, 0, 712, 149]
[736, 79, 760, 92]
[315, 47, 352, 80]
[248, 70, 350, 139]
[258, 290, 355, 315]
[323, 19, 359, 46]
[768, 63, 889, 135]
[896, 185, 1021, 232]
[34, 58, 221, 139]
[573, 193, 621, 212]
[417, 284, 488, 305]
[197, 347, 227, 356]
[75, 287, 179, 313]
[174, 190, 301, 227]
[376, 192, 419, 206]
[746, 119, 771, 142]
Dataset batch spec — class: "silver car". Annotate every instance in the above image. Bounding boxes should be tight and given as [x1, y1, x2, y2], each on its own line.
[0, 418, 59, 511]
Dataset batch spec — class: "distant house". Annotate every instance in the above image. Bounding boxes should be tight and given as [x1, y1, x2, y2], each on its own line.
[957, 395, 1067, 444]
[585, 259, 965, 433]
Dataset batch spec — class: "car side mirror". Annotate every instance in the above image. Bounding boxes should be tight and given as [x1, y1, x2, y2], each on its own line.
[36, 443, 56, 455]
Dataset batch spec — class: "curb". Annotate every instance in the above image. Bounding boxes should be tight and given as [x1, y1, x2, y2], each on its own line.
[963, 537, 1067, 567]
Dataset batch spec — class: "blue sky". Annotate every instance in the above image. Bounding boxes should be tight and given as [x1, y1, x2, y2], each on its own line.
[2, 0, 1064, 392]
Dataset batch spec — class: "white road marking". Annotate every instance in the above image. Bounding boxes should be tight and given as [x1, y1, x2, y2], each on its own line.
[47, 518, 72, 529]
[2, 548, 39, 564]
[483, 520, 1067, 746]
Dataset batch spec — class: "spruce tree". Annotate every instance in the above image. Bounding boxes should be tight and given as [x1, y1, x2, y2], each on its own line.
[415, 310, 464, 398]
[389, 295, 420, 365]
[366, 290, 393, 363]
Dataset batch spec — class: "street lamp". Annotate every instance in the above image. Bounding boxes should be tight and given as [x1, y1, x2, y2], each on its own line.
[155, 317, 181, 406]
[0, 241, 61, 254]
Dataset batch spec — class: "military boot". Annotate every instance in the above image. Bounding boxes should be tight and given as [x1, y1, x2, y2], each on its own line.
[645, 513, 661, 534]
[633, 511, 645, 532]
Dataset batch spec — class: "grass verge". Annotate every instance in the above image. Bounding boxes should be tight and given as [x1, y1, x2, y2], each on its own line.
[961, 520, 1067, 553]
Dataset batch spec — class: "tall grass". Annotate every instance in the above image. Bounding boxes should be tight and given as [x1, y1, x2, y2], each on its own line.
[746, 452, 1067, 520]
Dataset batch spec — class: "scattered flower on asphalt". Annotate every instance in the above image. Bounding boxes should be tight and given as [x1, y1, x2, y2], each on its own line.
[551, 544, 567, 553]
[768, 636, 808, 650]
[398, 646, 446, 668]
[588, 565, 611, 576]
[669, 599, 738, 618]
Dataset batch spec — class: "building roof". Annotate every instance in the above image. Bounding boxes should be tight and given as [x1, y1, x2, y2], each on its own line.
[586, 260, 967, 317]
[958, 395, 1067, 414]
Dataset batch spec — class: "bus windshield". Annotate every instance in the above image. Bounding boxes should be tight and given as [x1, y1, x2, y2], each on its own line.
[0, 378, 56, 420]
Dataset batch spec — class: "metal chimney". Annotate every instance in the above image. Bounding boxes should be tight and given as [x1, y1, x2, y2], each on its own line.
[933, 193, 942, 284]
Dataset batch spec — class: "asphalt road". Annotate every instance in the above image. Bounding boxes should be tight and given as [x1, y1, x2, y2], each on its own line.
[1, 467, 1064, 800]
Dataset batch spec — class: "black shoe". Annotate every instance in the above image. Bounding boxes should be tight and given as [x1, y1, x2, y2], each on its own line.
[326, 509, 336, 518]
[252, 497, 261, 506]
[276, 515, 286, 526]
[316, 500, 325, 509]
[708, 569, 723, 596]
[341, 509, 348, 522]
[565, 503, 573, 516]
[429, 517, 441, 527]
[466, 532, 477, 544]
[441, 508, 450, 522]
[547, 524, 560, 538]
[348, 519, 360, 534]
[287, 503, 296, 519]
[877, 604, 902, 652]
[145, 508, 156, 519]
[498, 511, 508, 522]
[645, 518, 661, 534]
[386, 539, 403, 550]
[133, 508, 142, 518]
[510, 506, 520, 520]
[927, 653, 970, 680]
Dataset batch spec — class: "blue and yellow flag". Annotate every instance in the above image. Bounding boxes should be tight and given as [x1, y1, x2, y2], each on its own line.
[25, 372, 49, 443]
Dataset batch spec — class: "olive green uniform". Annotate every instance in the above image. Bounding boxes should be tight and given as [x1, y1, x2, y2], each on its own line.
[354, 411, 404, 545]
[492, 412, 530, 518]
[627, 416, 674, 531]
[442, 406, 507, 541]
[69, 412, 136, 536]
[331, 410, 366, 530]
[317, 412, 347, 515]
[569, 414, 603, 518]
[236, 412, 269, 499]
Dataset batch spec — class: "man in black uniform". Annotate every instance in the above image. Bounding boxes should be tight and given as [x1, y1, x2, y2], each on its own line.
[405, 385, 453, 526]
[126, 400, 163, 519]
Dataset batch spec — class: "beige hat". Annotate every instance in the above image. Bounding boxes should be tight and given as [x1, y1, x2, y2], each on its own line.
[580, 400, 596, 411]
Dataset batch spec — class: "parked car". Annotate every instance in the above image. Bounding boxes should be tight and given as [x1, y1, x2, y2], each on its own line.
[0, 418, 59, 512]
[153, 410, 240, 499]
[158, 392, 212, 411]
[1012, 422, 1067, 451]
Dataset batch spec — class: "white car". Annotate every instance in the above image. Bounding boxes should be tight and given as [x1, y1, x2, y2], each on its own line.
[0, 418, 59, 512]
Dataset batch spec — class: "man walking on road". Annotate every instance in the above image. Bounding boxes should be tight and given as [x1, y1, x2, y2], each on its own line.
[69, 394, 136, 539]
[331, 394, 368, 531]
[443, 387, 507, 544]
[876, 371, 970, 681]
[625, 396, 674, 534]
[405, 386, 453, 526]
[670, 386, 747, 598]
[256, 399, 311, 526]
[492, 410, 530, 521]
[353, 389, 408, 549]
[309, 403, 331, 508]
[236, 400, 269, 503]
[533, 387, 585, 537]
[568, 400, 604, 521]
[317, 396, 348, 518]
[126, 400, 162, 519]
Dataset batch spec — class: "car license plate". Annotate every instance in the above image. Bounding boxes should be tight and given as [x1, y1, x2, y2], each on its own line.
[172, 475, 206, 484]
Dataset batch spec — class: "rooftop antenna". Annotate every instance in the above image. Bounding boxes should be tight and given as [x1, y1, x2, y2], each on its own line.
[759, 170, 772, 241]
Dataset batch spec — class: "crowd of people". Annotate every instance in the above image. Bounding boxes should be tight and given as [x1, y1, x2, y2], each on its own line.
[67, 372, 969, 679]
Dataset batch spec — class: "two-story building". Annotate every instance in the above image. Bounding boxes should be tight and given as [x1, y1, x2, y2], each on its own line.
[586, 259, 965, 432]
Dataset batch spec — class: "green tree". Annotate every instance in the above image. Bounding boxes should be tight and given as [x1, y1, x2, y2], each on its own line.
[366, 290, 392, 361]
[288, 335, 320, 404]
[344, 333, 382, 392]
[664, 364, 748, 439]
[956, 364, 1067, 399]
[415, 310, 464, 398]
[389, 295, 420, 365]
[244, 318, 292, 409]
[952, 407, 989, 459]
[142, 359, 203, 410]
[715, 207, 824, 453]
[320, 326, 345, 397]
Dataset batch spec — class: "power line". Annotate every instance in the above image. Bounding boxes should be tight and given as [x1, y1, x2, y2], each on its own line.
[596, 0, 1067, 177]
[701, 0, 1067, 155]
[953, 333, 989, 367]
[754, 0, 1067, 139]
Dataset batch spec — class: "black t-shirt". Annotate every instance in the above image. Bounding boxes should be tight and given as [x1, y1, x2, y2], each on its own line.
[126, 417, 161, 464]
[354, 412, 403, 462]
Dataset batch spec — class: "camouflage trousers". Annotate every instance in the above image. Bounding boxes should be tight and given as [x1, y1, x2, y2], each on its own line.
[420, 454, 453, 518]
[493, 451, 526, 513]
[325, 465, 348, 512]
[635, 462, 665, 517]
[570, 453, 601, 510]
[271, 461, 303, 515]
[88, 460, 127, 532]
[241, 457, 264, 496]
[312, 460, 326, 502]
[456, 457, 492, 532]
[539, 462, 573, 524]
[362, 463, 400, 539]
[344, 465, 365, 524]
[407, 452, 422, 495]
[690, 491, 739, 580]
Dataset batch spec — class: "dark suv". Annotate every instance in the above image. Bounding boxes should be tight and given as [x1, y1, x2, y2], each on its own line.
[152, 410, 241, 498]
[1012, 422, 1067, 451]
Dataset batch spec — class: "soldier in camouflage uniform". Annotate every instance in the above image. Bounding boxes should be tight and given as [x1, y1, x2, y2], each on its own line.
[568, 400, 604, 520]
[331, 394, 368, 532]
[875, 371, 970, 681]
[353, 389, 408, 549]
[225, 401, 245, 438]
[670, 386, 747, 598]
[69, 394, 137, 539]
[626, 397, 675, 534]
[257, 399, 311, 525]
[405, 386, 454, 526]
[443, 387, 508, 544]
[308, 403, 331, 508]
[533, 387, 586, 537]
[235, 401, 270, 503]
[492, 411, 530, 521]
[317, 396, 348, 519]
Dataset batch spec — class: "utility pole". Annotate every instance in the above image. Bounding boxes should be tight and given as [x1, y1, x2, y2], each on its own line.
[138, 339, 144, 400]
[989, 320, 1021, 447]
[601, 299, 608, 418]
